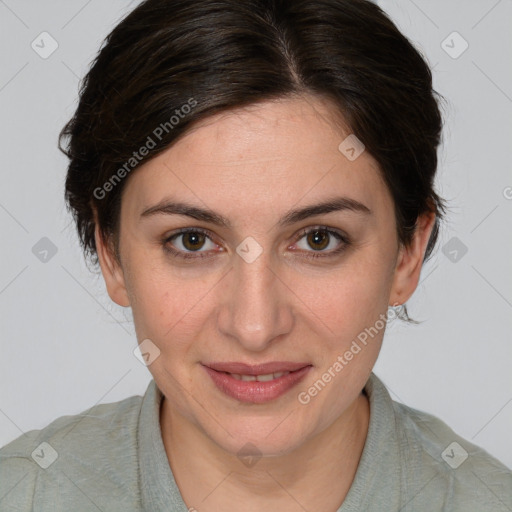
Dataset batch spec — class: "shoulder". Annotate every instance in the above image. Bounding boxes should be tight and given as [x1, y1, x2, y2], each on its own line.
[0, 392, 144, 511]
[392, 399, 512, 511]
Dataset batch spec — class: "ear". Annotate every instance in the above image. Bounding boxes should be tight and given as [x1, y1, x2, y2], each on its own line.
[389, 211, 436, 306]
[95, 222, 130, 307]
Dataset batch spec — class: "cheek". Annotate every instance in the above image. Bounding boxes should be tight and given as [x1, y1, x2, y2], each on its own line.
[295, 256, 392, 420]
[131, 274, 192, 336]
[295, 249, 393, 339]
[125, 229, 395, 354]
[127, 259, 214, 358]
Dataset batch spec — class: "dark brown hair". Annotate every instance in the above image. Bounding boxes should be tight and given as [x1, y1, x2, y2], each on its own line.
[59, 0, 447, 323]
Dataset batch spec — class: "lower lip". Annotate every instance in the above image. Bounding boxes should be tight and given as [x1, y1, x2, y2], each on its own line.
[203, 365, 312, 404]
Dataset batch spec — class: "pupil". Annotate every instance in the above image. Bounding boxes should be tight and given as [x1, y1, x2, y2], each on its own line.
[308, 231, 328, 251]
[184, 232, 205, 251]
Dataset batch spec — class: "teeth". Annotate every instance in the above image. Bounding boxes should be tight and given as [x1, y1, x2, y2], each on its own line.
[256, 373, 275, 382]
[228, 371, 291, 382]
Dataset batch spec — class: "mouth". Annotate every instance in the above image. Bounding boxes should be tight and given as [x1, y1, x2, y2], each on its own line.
[202, 361, 312, 404]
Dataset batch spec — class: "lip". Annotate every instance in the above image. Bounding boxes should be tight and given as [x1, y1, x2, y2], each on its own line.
[202, 362, 312, 404]
[205, 361, 310, 375]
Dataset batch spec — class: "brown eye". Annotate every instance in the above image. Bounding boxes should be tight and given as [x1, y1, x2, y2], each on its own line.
[293, 227, 350, 260]
[306, 230, 330, 251]
[181, 231, 207, 251]
[165, 229, 218, 258]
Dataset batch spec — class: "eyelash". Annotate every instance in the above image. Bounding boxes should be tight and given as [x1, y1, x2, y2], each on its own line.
[162, 226, 351, 261]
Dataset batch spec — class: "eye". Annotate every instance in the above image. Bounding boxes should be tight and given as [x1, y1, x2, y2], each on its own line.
[292, 226, 350, 259]
[164, 228, 220, 260]
[163, 226, 350, 261]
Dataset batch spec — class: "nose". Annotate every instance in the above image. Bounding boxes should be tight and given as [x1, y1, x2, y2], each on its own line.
[217, 249, 294, 352]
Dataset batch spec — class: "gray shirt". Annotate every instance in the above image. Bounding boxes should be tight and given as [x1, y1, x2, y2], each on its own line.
[1, 373, 511, 511]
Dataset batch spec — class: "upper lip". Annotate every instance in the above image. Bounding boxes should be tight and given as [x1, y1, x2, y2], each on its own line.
[204, 361, 311, 375]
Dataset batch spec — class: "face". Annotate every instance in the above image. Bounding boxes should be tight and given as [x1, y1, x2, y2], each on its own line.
[97, 95, 434, 457]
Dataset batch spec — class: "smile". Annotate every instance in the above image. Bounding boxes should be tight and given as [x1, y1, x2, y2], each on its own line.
[202, 362, 312, 404]
[228, 371, 290, 382]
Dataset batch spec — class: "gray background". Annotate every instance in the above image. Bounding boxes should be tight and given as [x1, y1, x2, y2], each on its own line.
[0, 0, 511, 469]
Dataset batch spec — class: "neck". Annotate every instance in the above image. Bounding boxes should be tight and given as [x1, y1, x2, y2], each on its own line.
[160, 391, 369, 512]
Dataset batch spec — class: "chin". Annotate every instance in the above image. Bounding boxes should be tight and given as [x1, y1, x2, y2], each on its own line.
[201, 414, 312, 460]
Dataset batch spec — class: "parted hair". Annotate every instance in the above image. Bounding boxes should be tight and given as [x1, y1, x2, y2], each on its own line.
[59, 0, 447, 323]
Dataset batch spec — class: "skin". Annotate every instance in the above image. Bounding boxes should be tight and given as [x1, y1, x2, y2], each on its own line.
[96, 95, 435, 511]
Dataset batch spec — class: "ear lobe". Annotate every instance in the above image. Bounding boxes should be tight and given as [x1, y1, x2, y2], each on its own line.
[95, 223, 130, 307]
[389, 212, 436, 307]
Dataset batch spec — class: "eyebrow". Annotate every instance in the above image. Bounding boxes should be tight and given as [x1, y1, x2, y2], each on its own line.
[140, 196, 372, 228]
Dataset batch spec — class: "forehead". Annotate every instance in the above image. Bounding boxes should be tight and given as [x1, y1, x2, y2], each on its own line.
[122, 96, 392, 223]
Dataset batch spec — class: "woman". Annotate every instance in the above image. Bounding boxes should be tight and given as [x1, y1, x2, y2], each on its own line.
[0, 0, 510, 510]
